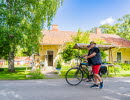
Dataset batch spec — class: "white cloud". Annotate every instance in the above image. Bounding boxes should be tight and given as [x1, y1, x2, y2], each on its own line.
[100, 17, 115, 25]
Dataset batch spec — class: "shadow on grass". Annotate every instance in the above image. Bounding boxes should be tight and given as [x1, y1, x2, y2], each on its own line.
[0, 67, 30, 80]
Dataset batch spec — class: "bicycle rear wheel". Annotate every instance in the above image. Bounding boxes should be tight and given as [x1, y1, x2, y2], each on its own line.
[65, 68, 83, 85]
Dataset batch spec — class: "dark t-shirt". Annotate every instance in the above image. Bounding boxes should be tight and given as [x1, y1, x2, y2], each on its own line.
[88, 47, 100, 65]
[88, 48, 99, 55]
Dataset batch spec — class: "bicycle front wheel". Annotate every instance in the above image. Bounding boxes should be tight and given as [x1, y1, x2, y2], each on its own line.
[65, 68, 83, 85]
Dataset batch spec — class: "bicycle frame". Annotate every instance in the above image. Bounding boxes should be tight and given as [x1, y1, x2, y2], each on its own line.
[75, 57, 90, 79]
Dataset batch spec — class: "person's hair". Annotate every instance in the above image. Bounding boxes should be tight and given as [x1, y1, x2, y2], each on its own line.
[90, 41, 96, 45]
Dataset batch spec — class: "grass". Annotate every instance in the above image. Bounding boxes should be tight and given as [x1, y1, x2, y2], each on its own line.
[60, 65, 130, 78]
[60, 70, 130, 78]
[108, 71, 130, 77]
[0, 67, 30, 80]
[27, 69, 45, 79]
[0, 65, 130, 80]
[0, 67, 46, 80]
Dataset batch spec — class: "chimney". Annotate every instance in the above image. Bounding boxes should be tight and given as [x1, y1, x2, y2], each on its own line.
[95, 28, 101, 34]
[52, 24, 58, 31]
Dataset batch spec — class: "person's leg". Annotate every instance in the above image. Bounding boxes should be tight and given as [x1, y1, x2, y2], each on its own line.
[90, 65, 99, 87]
[94, 65, 102, 81]
[94, 74, 98, 84]
[94, 74, 102, 82]
[91, 65, 104, 88]
[94, 65, 104, 88]
[88, 66, 93, 81]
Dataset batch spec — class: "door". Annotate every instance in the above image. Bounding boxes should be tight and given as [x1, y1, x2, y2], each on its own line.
[47, 51, 53, 66]
[117, 52, 121, 63]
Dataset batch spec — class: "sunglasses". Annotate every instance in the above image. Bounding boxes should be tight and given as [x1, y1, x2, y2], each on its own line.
[87, 45, 90, 48]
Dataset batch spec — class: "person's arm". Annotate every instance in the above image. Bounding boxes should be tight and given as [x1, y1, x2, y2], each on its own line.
[85, 48, 99, 59]
[85, 52, 96, 59]
[81, 53, 88, 57]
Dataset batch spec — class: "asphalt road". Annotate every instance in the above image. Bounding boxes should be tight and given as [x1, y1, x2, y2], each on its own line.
[0, 77, 130, 100]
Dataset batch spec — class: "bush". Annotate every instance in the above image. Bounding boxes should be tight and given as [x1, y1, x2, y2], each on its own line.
[56, 61, 62, 69]
[28, 69, 45, 79]
[114, 63, 130, 71]
[0, 68, 4, 72]
[108, 67, 122, 73]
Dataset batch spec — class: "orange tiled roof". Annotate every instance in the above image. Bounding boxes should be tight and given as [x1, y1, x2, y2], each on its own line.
[41, 30, 130, 47]
[90, 34, 130, 47]
[14, 57, 32, 61]
[41, 30, 77, 45]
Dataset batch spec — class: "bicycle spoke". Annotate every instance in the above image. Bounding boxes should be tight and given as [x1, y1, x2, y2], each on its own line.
[65, 68, 83, 85]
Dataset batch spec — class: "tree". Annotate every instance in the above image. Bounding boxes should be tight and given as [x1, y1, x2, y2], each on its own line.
[117, 14, 130, 40]
[89, 27, 98, 33]
[61, 29, 90, 62]
[0, 0, 63, 72]
[98, 14, 130, 40]
[99, 24, 119, 34]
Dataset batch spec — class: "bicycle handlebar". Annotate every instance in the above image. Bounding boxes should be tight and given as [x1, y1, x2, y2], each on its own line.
[78, 56, 84, 59]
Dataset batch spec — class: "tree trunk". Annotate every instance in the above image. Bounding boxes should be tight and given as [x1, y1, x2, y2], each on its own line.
[8, 51, 15, 72]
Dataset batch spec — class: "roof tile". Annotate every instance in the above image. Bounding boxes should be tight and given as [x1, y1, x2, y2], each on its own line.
[41, 30, 130, 47]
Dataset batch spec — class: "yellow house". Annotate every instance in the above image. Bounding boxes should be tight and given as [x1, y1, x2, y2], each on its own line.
[38, 25, 130, 68]
[90, 28, 130, 63]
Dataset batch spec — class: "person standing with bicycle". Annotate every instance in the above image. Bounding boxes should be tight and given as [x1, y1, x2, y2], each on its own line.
[84, 41, 103, 89]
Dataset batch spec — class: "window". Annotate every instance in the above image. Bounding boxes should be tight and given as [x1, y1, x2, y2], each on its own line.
[125, 61, 130, 64]
[117, 52, 122, 63]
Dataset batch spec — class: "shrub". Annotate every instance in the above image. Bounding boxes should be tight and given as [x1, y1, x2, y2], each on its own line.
[0, 68, 4, 72]
[56, 61, 62, 69]
[108, 67, 122, 73]
[28, 69, 45, 79]
[114, 63, 130, 71]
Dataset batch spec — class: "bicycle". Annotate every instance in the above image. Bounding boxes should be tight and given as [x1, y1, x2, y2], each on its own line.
[65, 57, 108, 86]
[65, 57, 94, 86]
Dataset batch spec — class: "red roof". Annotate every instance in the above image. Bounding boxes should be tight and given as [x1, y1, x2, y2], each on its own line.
[41, 30, 76, 45]
[41, 30, 130, 47]
[15, 57, 32, 61]
[90, 33, 130, 47]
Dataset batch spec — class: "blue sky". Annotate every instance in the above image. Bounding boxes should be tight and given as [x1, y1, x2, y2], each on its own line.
[52, 0, 130, 31]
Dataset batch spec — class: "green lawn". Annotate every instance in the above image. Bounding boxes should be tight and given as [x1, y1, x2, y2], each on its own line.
[60, 65, 130, 78]
[107, 71, 130, 77]
[0, 65, 130, 80]
[0, 67, 30, 80]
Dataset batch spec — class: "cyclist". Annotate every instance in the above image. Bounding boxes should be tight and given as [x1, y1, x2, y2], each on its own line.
[83, 41, 103, 89]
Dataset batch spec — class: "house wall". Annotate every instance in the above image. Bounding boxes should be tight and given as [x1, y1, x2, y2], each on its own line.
[38, 45, 130, 66]
[39, 45, 63, 67]
[107, 48, 130, 63]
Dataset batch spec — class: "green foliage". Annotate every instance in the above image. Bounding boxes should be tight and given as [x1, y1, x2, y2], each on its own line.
[108, 67, 122, 73]
[60, 29, 108, 62]
[0, 67, 30, 80]
[0, 0, 63, 71]
[88, 27, 98, 33]
[61, 45, 77, 62]
[56, 61, 62, 69]
[61, 65, 71, 71]
[99, 24, 119, 34]
[29, 69, 45, 79]
[101, 51, 108, 60]
[117, 14, 130, 40]
[98, 14, 130, 40]
[60, 29, 90, 62]
[115, 63, 130, 71]
[72, 29, 90, 44]
[108, 63, 130, 73]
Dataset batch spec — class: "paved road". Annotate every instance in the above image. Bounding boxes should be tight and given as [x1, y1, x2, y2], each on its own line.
[0, 77, 130, 100]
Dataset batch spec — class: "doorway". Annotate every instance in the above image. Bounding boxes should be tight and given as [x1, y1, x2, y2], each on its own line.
[47, 51, 54, 66]
[117, 52, 122, 63]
